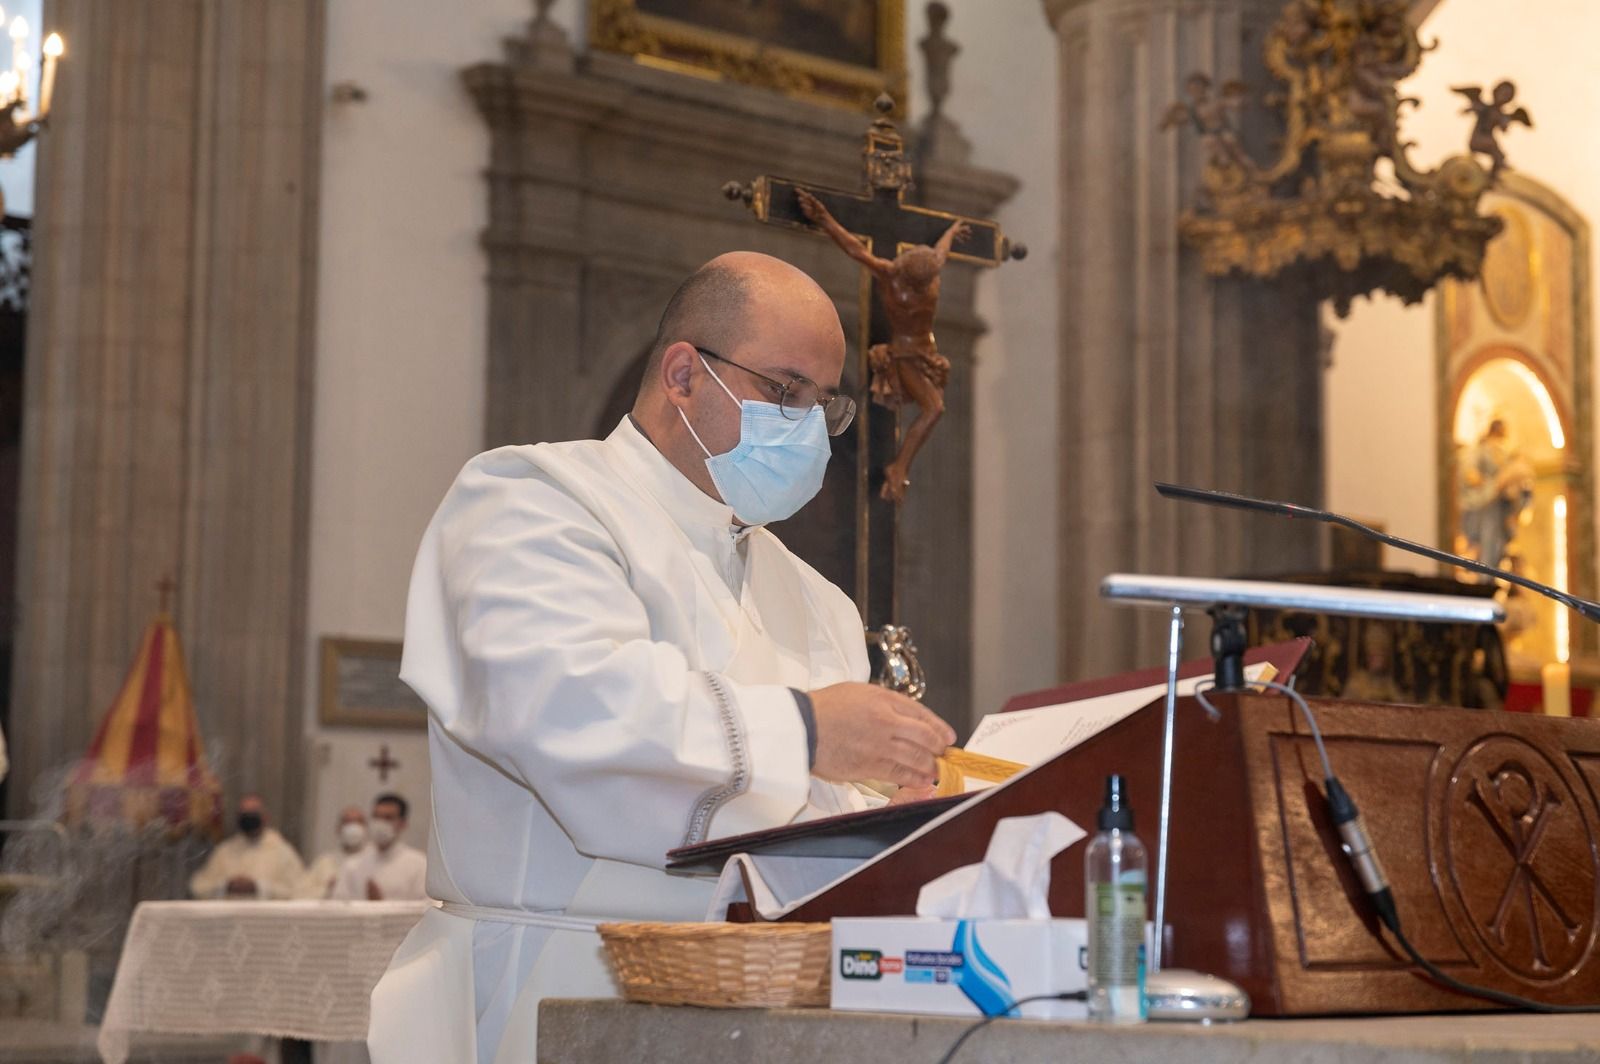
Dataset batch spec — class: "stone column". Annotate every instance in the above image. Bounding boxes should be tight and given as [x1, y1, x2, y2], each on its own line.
[7, 0, 324, 831]
[1043, 0, 1324, 677]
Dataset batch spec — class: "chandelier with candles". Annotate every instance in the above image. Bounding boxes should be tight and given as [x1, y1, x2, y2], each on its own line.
[0, 8, 61, 159]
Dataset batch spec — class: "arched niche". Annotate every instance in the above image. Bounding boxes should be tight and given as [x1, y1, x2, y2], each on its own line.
[1437, 173, 1596, 673]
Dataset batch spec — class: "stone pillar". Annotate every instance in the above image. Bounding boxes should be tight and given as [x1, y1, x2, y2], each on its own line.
[7, 0, 324, 832]
[1043, 0, 1324, 678]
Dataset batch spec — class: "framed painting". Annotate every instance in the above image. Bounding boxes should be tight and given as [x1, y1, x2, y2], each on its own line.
[590, 0, 907, 114]
[318, 636, 428, 731]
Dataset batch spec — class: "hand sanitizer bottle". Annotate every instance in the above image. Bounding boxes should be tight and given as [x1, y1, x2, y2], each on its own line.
[1086, 773, 1148, 1023]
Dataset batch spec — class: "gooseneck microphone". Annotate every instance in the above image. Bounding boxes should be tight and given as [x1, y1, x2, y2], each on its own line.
[1160, 481, 1600, 1013]
[1154, 482, 1600, 623]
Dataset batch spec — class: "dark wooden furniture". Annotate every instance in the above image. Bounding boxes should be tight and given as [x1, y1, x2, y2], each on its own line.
[721, 691, 1600, 1015]
[1244, 570, 1509, 709]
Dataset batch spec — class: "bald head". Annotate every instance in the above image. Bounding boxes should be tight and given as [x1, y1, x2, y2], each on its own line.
[638, 252, 841, 399]
[632, 252, 846, 510]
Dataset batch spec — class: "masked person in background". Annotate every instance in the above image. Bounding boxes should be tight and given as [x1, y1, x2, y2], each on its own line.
[189, 794, 307, 899]
[300, 804, 370, 899]
[333, 793, 428, 901]
[369, 252, 954, 1064]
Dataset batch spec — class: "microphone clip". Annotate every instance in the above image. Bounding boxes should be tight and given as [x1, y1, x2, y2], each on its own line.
[1208, 604, 1250, 691]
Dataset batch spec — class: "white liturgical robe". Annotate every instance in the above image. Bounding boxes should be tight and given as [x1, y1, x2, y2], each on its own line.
[188, 829, 306, 900]
[299, 847, 362, 899]
[369, 418, 873, 1064]
[332, 841, 429, 901]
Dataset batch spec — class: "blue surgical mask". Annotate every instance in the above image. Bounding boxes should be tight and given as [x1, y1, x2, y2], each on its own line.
[679, 356, 831, 525]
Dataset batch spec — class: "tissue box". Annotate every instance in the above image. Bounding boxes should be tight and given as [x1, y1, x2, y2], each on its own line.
[829, 815, 1157, 1019]
[831, 917, 1110, 1019]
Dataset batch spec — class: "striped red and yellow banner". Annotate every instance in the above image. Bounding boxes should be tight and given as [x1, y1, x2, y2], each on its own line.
[65, 615, 222, 837]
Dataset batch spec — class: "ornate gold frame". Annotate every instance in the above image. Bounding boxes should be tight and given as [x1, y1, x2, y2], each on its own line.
[590, 0, 907, 115]
[1434, 171, 1597, 669]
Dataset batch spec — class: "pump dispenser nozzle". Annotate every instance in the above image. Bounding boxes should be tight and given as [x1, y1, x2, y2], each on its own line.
[1098, 773, 1135, 832]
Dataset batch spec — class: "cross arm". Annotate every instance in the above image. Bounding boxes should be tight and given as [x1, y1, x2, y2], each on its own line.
[725, 175, 1023, 266]
[794, 188, 894, 276]
[931, 215, 969, 262]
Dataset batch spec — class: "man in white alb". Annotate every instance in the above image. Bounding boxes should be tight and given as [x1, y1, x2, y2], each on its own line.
[188, 794, 307, 900]
[369, 252, 955, 1064]
[333, 793, 428, 901]
[300, 804, 369, 899]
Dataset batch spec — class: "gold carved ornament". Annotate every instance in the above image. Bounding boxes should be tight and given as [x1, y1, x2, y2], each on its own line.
[590, 0, 907, 116]
[1164, 0, 1530, 316]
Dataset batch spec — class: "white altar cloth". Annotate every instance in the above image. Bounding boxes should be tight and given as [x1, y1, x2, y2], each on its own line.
[98, 900, 427, 1064]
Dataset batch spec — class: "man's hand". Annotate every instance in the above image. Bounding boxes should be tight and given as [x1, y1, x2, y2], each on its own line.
[810, 682, 956, 788]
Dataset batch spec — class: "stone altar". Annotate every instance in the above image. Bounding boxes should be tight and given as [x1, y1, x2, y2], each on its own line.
[536, 1000, 1600, 1063]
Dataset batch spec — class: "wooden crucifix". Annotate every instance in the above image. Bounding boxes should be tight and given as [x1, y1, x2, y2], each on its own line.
[723, 95, 1022, 634]
[369, 743, 401, 784]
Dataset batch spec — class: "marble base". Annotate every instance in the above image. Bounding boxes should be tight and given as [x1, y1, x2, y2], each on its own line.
[537, 1000, 1600, 1064]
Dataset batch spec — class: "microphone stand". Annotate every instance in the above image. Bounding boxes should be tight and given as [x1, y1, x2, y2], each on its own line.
[1153, 482, 1600, 1016]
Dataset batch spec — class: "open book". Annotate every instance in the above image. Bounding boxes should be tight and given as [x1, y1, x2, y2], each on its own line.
[948, 661, 1277, 791]
[670, 641, 1309, 919]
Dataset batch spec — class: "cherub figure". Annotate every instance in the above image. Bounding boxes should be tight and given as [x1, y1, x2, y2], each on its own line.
[1162, 73, 1253, 177]
[796, 187, 967, 505]
[1453, 80, 1531, 177]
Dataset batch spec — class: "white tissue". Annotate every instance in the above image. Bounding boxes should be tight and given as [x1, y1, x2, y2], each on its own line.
[914, 812, 1087, 920]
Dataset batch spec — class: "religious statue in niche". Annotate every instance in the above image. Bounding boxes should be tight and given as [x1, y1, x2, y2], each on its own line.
[796, 186, 968, 504]
[1456, 416, 1534, 571]
[1343, 623, 1402, 703]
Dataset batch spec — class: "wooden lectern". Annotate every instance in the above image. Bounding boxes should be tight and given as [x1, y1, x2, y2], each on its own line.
[680, 664, 1600, 1014]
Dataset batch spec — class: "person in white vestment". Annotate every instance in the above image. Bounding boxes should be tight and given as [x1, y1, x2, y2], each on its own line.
[300, 804, 370, 899]
[188, 794, 307, 899]
[333, 793, 428, 901]
[369, 252, 956, 1064]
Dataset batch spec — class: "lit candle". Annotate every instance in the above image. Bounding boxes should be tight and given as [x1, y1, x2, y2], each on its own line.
[8, 17, 24, 107]
[1543, 661, 1573, 718]
[39, 33, 60, 117]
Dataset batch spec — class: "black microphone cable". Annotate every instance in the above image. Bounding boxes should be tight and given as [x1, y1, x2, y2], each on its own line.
[934, 676, 1596, 1064]
[1197, 678, 1600, 1014]
[935, 991, 1088, 1064]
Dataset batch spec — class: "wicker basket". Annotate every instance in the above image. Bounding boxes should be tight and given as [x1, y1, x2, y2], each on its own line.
[598, 921, 832, 1008]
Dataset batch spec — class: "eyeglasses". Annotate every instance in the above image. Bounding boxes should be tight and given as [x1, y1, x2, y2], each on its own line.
[695, 346, 857, 437]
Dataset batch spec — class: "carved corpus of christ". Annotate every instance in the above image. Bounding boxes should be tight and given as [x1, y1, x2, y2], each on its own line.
[796, 187, 968, 505]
